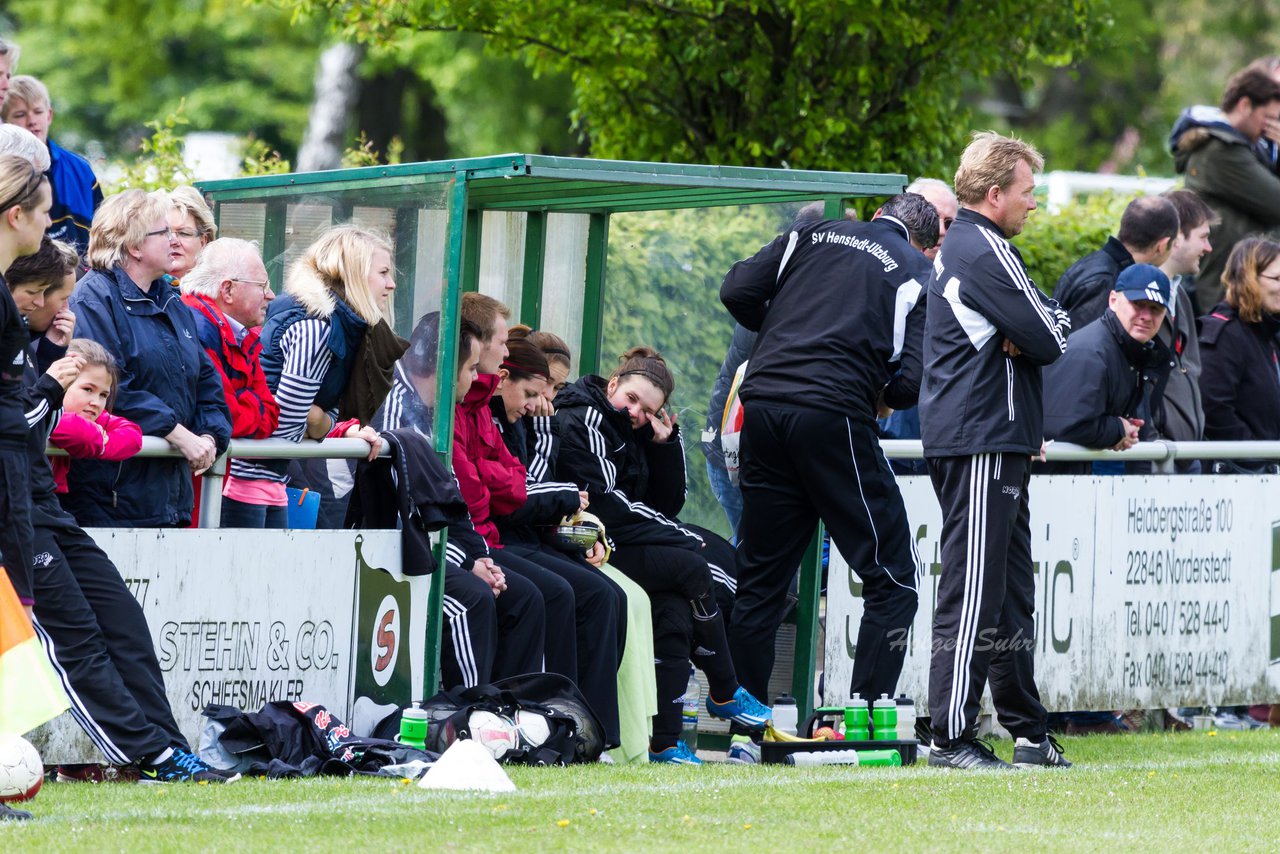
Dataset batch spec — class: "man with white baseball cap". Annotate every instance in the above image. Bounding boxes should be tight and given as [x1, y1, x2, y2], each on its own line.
[1042, 263, 1176, 472]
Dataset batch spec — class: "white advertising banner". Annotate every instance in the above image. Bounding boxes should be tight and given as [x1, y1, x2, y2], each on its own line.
[824, 475, 1280, 712]
[28, 529, 424, 764]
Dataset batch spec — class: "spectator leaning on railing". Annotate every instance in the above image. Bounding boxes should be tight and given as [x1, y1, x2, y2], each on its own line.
[65, 189, 231, 527]
[244, 224, 400, 528]
[179, 238, 280, 526]
[1154, 189, 1218, 467]
[1042, 264, 1175, 475]
[1197, 236, 1280, 473]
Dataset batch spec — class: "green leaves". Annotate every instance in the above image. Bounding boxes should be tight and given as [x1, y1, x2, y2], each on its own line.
[275, 0, 1107, 180]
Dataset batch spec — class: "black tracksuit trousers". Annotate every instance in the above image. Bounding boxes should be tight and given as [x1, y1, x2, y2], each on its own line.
[926, 453, 1048, 748]
[0, 449, 35, 601]
[440, 564, 544, 690]
[729, 404, 919, 704]
[505, 542, 626, 749]
[30, 519, 185, 764]
[608, 526, 739, 749]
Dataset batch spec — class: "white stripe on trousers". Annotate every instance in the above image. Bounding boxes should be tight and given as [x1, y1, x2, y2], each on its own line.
[442, 595, 479, 688]
[848, 418, 918, 593]
[877, 443, 924, 586]
[31, 616, 133, 764]
[949, 453, 990, 740]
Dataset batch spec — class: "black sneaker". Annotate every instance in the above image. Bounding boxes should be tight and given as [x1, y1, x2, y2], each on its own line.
[1012, 735, 1072, 768]
[139, 748, 239, 784]
[927, 738, 1013, 770]
[1, 803, 33, 821]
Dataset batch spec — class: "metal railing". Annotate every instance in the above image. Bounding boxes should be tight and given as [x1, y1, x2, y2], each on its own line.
[49, 436, 1280, 529]
[880, 439, 1280, 471]
[47, 436, 389, 528]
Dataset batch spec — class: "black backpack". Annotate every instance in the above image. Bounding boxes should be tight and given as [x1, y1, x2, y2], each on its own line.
[374, 673, 604, 765]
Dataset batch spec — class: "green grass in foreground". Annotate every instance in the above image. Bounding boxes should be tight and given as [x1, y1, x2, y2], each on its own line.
[4, 730, 1280, 852]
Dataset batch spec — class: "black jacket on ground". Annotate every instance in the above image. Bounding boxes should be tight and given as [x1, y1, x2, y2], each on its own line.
[1054, 236, 1135, 332]
[920, 208, 1071, 458]
[1042, 310, 1173, 472]
[553, 375, 701, 550]
[1198, 302, 1280, 441]
[720, 216, 931, 418]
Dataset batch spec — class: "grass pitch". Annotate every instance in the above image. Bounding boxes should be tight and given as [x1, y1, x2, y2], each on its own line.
[4, 729, 1279, 852]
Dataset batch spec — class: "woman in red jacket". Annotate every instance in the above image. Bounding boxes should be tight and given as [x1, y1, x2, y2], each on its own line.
[452, 294, 625, 749]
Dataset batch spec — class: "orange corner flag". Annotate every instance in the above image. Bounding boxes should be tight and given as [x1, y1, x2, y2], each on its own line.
[0, 569, 68, 736]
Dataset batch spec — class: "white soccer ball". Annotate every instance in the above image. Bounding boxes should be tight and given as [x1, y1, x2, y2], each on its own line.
[0, 734, 43, 803]
[514, 709, 552, 749]
[467, 711, 518, 761]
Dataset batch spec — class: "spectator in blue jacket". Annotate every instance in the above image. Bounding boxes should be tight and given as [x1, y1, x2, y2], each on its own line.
[1, 75, 102, 259]
[65, 190, 230, 527]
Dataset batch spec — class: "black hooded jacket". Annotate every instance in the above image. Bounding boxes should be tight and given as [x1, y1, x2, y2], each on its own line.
[552, 375, 701, 550]
[344, 429, 473, 576]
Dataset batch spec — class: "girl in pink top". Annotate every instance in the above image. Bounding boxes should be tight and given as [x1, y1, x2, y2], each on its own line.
[48, 338, 142, 493]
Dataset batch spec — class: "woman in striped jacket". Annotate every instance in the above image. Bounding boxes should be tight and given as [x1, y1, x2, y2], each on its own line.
[229, 225, 400, 527]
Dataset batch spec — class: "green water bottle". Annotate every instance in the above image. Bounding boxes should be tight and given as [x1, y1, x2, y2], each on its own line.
[856, 748, 903, 766]
[872, 694, 898, 740]
[844, 694, 870, 741]
[399, 702, 429, 750]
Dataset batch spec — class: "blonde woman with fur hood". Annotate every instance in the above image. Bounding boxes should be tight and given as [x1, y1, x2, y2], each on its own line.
[222, 224, 407, 528]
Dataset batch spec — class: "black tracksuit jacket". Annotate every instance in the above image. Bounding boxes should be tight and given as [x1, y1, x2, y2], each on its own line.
[920, 208, 1072, 457]
[719, 216, 931, 417]
[493, 403, 583, 545]
[553, 376, 702, 550]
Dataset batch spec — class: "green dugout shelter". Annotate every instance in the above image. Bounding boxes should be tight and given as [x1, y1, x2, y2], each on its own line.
[198, 154, 906, 731]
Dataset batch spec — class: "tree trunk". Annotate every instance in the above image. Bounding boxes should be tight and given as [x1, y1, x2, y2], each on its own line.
[297, 42, 365, 173]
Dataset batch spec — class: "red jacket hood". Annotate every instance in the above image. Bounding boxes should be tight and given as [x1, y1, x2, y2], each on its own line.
[460, 372, 500, 412]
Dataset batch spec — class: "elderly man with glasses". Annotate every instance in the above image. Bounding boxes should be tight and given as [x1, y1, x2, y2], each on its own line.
[178, 238, 282, 527]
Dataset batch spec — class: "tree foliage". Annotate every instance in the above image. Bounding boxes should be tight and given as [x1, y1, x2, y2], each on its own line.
[277, 0, 1106, 178]
[6, 0, 328, 156]
[1018, 192, 1136, 295]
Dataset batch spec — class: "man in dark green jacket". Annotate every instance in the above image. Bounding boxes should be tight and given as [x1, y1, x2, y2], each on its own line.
[1172, 66, 1280, 312]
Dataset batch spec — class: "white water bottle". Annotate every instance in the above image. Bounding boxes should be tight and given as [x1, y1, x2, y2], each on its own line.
[772, 694, 799, 736]
[896, 695, 917, 741]
[680, 667, 700, 750]
[786, 749, 861, 767]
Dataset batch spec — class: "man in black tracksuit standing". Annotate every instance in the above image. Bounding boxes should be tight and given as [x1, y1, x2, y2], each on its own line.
[721, 193, 938, 708]
[920, 132, 1072, 769]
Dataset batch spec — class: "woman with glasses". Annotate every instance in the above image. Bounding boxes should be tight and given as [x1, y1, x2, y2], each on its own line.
[64, 189, 232, 526]
[165, 185, 217, 284]
[1199, 236, 1280, 469]
[233, 224, 402, 528]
